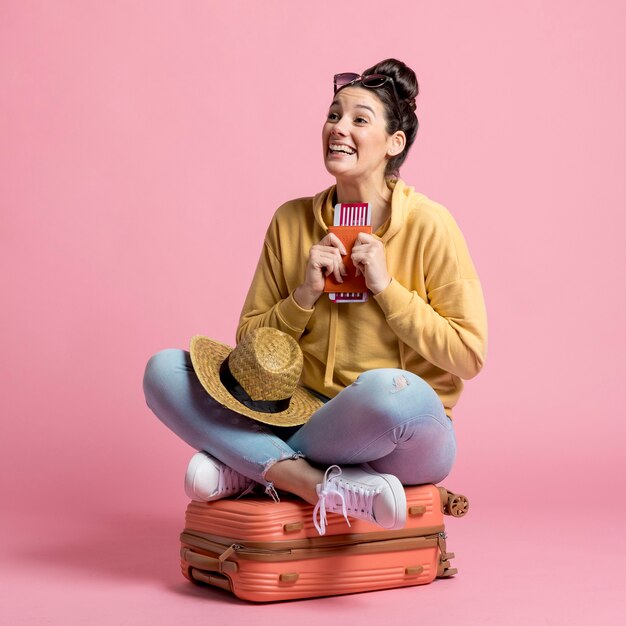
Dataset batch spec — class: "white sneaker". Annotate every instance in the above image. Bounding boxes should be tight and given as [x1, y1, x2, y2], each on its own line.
[313, 465, 407, 535]
[184, 452, 254, 501]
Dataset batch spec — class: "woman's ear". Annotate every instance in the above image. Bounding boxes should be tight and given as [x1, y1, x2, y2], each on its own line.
[387, 131, 406, 157]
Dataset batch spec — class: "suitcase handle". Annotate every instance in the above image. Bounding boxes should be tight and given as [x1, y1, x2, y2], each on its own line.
[181, 547, 238, 574]
[189, 567, 233, 592]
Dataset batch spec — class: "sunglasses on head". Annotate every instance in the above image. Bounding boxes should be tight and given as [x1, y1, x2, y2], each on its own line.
[333, 72, 400, 109]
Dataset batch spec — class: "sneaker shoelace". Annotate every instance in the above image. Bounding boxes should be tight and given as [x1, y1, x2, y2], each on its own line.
[217, 463, 253, 497]
[313, 465, 380, 535]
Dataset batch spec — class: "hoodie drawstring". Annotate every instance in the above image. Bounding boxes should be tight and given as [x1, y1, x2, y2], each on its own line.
[312, 179, 415, 388]
[398, 339, 407, 370]
[324, 303, 339, 387]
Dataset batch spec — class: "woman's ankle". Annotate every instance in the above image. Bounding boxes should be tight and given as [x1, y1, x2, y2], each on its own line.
[264, 457, 324, 505]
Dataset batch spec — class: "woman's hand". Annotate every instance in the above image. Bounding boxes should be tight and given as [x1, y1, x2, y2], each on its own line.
[294, 233, 347, 309]
[351, 232, 391, 295]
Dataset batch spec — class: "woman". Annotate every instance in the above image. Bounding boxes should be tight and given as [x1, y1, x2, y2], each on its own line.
[143, 58, 488, 535]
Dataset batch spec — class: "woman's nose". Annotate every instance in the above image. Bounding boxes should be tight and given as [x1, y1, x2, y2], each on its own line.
[331, 121, 347, 136]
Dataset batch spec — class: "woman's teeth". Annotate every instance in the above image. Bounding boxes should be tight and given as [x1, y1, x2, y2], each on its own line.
[329, 144, 356, 155]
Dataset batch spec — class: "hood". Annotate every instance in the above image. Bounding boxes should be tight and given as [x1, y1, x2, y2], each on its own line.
[312, 177, 417, 240]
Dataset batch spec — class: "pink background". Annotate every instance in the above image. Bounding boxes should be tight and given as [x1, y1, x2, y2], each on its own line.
[2, 1, 625, 623]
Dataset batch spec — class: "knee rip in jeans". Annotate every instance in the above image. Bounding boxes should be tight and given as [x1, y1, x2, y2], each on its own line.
[352, 372, 410, 393]
[390, 374, 410, 393]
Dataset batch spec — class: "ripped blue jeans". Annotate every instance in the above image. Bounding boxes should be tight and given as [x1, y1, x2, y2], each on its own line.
[143, 349, 456, 492]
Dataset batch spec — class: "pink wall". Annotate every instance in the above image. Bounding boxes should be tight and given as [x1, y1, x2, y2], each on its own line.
[1, 2, 625, 622]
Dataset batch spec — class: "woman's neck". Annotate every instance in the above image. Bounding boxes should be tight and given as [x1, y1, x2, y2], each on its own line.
[335, 177, 392, 232]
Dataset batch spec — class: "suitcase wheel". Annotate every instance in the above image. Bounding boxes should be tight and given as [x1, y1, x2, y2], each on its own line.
[445, 493, 469, 517]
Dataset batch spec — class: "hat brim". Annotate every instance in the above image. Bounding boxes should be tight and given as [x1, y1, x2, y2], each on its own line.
[189, 335, 324, 427]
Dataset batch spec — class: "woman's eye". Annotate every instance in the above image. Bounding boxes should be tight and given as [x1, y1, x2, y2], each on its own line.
[327, 112, 339, 121]
[355, 117, 368, 124]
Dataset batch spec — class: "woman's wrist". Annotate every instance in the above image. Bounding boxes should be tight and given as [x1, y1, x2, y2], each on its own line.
[294, 285, 319, 310]
[369, 276, 392, 296]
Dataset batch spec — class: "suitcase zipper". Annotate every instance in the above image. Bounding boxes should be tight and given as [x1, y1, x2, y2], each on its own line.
[181, 523, 445, 551]
[436, 531, 458, 578]
[181, 531, 442, 563]
[182, 532, 458, 580]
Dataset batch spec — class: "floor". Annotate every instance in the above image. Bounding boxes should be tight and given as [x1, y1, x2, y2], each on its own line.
[2, 499, 624, 625]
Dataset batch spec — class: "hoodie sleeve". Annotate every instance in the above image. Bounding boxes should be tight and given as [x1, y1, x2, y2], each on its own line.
[236, 239, 314, 344]
[373, 209, 488, 380]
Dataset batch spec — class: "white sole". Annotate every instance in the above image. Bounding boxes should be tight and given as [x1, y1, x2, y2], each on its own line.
[184, 452, 215, 501]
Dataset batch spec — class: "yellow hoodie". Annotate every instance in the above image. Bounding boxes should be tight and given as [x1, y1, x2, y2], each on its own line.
[236, 178, 488, 420]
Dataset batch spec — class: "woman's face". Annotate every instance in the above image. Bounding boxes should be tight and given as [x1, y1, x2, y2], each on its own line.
[322, 86, 403, 183]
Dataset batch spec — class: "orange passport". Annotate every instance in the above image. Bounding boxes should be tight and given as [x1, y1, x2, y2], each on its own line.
[324, 225, 372, 293]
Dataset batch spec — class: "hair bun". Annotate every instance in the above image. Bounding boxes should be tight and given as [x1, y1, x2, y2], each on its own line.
[402, 96, 417, 112]
[363, 57, 419, 103]
[359, 58, 419, 179]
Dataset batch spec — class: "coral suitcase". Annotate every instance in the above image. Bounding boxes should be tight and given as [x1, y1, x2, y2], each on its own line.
[180, 484, 468, 602]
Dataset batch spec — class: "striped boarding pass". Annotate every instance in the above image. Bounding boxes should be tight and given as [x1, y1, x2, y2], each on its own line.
[329, 203, 371, 303]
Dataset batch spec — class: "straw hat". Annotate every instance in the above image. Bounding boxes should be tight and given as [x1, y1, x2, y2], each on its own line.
[189, 327, 324, 427]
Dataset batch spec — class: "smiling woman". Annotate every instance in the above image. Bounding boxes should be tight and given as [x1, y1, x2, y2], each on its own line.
[143, 58, 488, 536]
[324, 88, 401, 201]
[326, 61, 419, 180]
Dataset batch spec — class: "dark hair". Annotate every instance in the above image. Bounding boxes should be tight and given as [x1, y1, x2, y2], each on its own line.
[360, 58, 419, 178]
